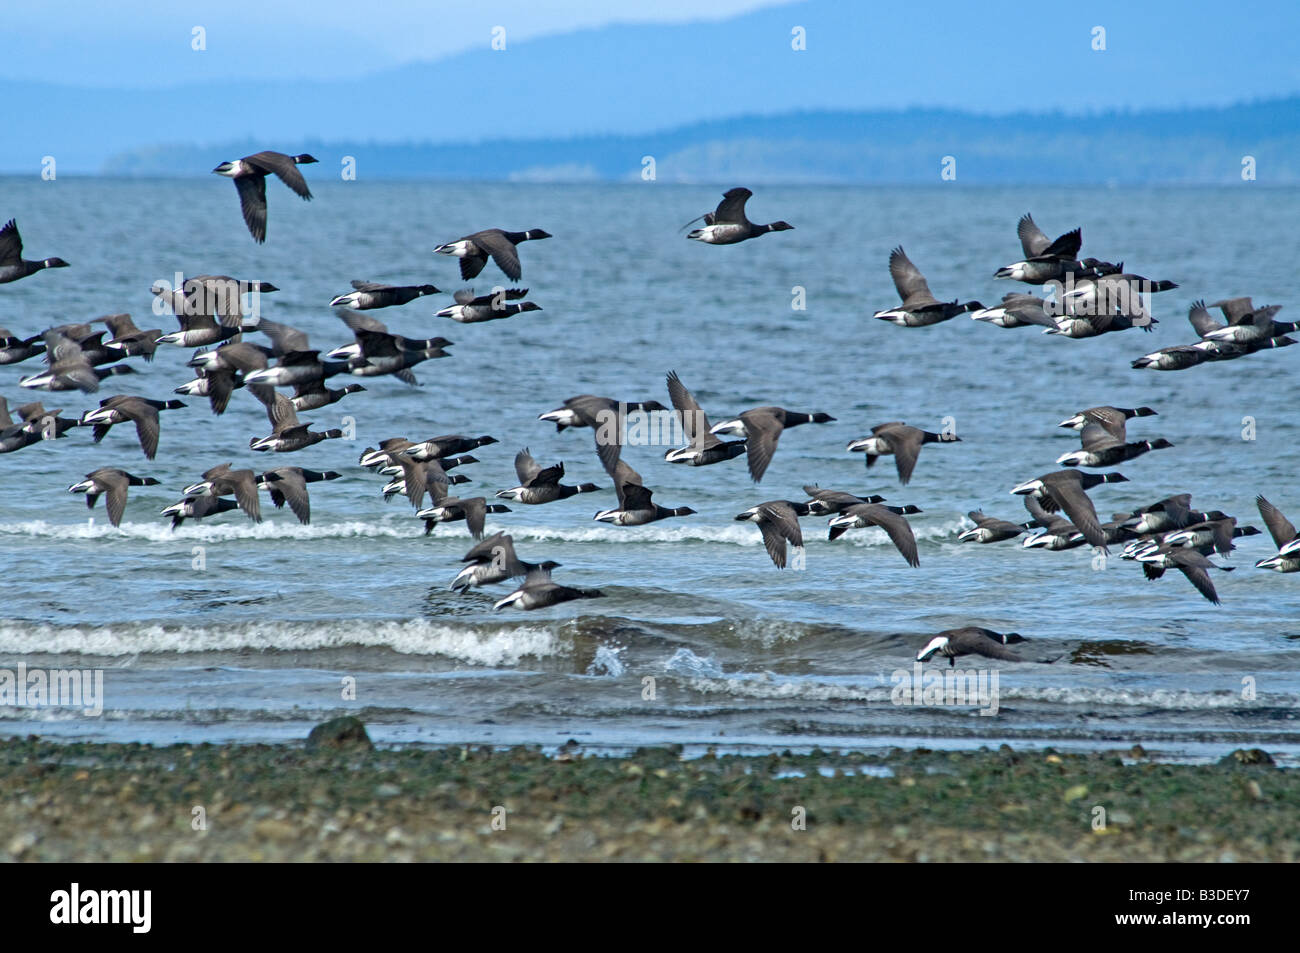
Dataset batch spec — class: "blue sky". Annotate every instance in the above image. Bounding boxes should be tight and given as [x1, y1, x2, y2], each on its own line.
[0, 1, 794, 86]
[3, 0, 1297, 104]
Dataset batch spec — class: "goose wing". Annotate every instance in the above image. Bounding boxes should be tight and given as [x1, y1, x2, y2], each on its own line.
[876, 423, 925, 484]
[233, 175, 269, 243]
[712, 187, 753, 225]
[1256, 495, 1298, 549]
[271, 469, 311, 524]
[1188, 299, 1224, 338]
[1016, 213, 1050, 258]
[514, 447, 543, 485]
[1079, 420, 1124, 452]
[757, 501, 803, 568]
[888, 247, 939, 309]
[740, 408, 784, 482]
[855, 504, 920, 567]
[93, 468, 130, 527]
[611, 459, 644, 510]
[1037, 227, 1082, 261]
[665, 370, 719, 448]
[122, 400, 162, 460]
[255, 318, 311, 355]
[1044, 475, 1106, 548]
[0, 219, 21, 265]
[467, 230, 522, 281]
[245, 151, 313, 199]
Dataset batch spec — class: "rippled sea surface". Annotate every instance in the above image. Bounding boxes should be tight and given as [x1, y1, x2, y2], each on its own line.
[1, 178, 1298, 762]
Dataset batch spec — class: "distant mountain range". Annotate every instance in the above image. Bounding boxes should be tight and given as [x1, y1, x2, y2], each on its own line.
[4, 0, 1298, 179]
[99, 98, 1300, 184]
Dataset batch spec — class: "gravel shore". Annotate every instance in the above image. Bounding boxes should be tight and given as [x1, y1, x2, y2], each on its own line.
[1, 731, 1292, 862]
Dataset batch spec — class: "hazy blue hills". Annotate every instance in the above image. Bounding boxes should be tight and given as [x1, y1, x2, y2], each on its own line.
[5, 0, 1299, 178]
[98, 99, 1300, 184]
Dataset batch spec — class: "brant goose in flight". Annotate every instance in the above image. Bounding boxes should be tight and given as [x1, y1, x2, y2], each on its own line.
[1011, 470, 1128, 550]
[1056, 421, 1173, 469]
[0, 219, 69, 284]
[434, 229, 552, 281]
[917, 627, 1026, 666]
[683, 187, 793, 244]
[1193, 298, 1297, 344]
[160, 494, 241, 530]
[539, 394, 670, 478]
[970, 293, 1059, 329]
[1118, 506, 1234, 559]
[710, 405, 835, 483]
[0, 327, 47, 365]
[417, 481, 511, 539]
[175, 367, 245, 415]
[257, 467, 340, 525]
[493, 567, 603, 611]
[435, 288, 539, 323]
[875, 247, 983, 326]
[1117, 494, 1203, 534]
[8, 401, 80, 440]
[1162, 516, 1259, 555]
[329, 281, 440, 310]
[1131, 342, 1214, 371]
[81, 396, 186, 460]
[290, 380, 365, 412]
[381, 454, 470, 509]
[154, 274, 277, 331]
[248, 387, 344, 452]
[98, 314, 161, 361]
[593, 461, 696, 526]
[1137, 547, 1233, 604]
[1123, 520, 1259, 562]
[242, 318, 349, 387]
[183, 463, 263, 522]
[663, 371, 747, 467]
[43, 324, 126, 367]
[826, 503, 922, 565]
[846, 421, 960, 485]
[358, 434, 496, 469]
[213, 151, 318, 243]
[156, 312, 250, 350]
[19, 332, 135, 393]
[1060, 272, 1177, 317]
[800, 485, 887, 516]
[994, 213, 1084, 284]
[1021, 496, 1088, 551]
[1255, 497, 1300, 571]
[958, 510, 1030, 544]
[1057, 406, 1157, 432]
[381, 464, 473, 504]
[1048, 303, 1158, 338]
[450, 532, 561, 593]
[328, 309, 452, 385]
[67, 468, 160, 527]
[186, 340, 273, 375]
[0, 424, 43, 455]
[496, 448, 600, 505]
[735, 501, 810, 569]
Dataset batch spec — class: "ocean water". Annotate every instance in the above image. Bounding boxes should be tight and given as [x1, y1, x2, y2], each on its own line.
[1, 178, 1298, 763]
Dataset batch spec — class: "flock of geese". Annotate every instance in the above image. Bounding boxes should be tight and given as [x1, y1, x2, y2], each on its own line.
[2, 160, 1298, 666]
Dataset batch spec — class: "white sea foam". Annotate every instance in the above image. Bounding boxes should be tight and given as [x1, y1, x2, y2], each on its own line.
[0, 619, 566, 665]
[586, 643, 626, 677]
[0, 518, 415, 543]
[675, 673, 1287, 710]
[0, 517, 969, 547]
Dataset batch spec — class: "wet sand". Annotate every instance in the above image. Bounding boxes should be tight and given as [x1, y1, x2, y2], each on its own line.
[1, 734, 1293, 862]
